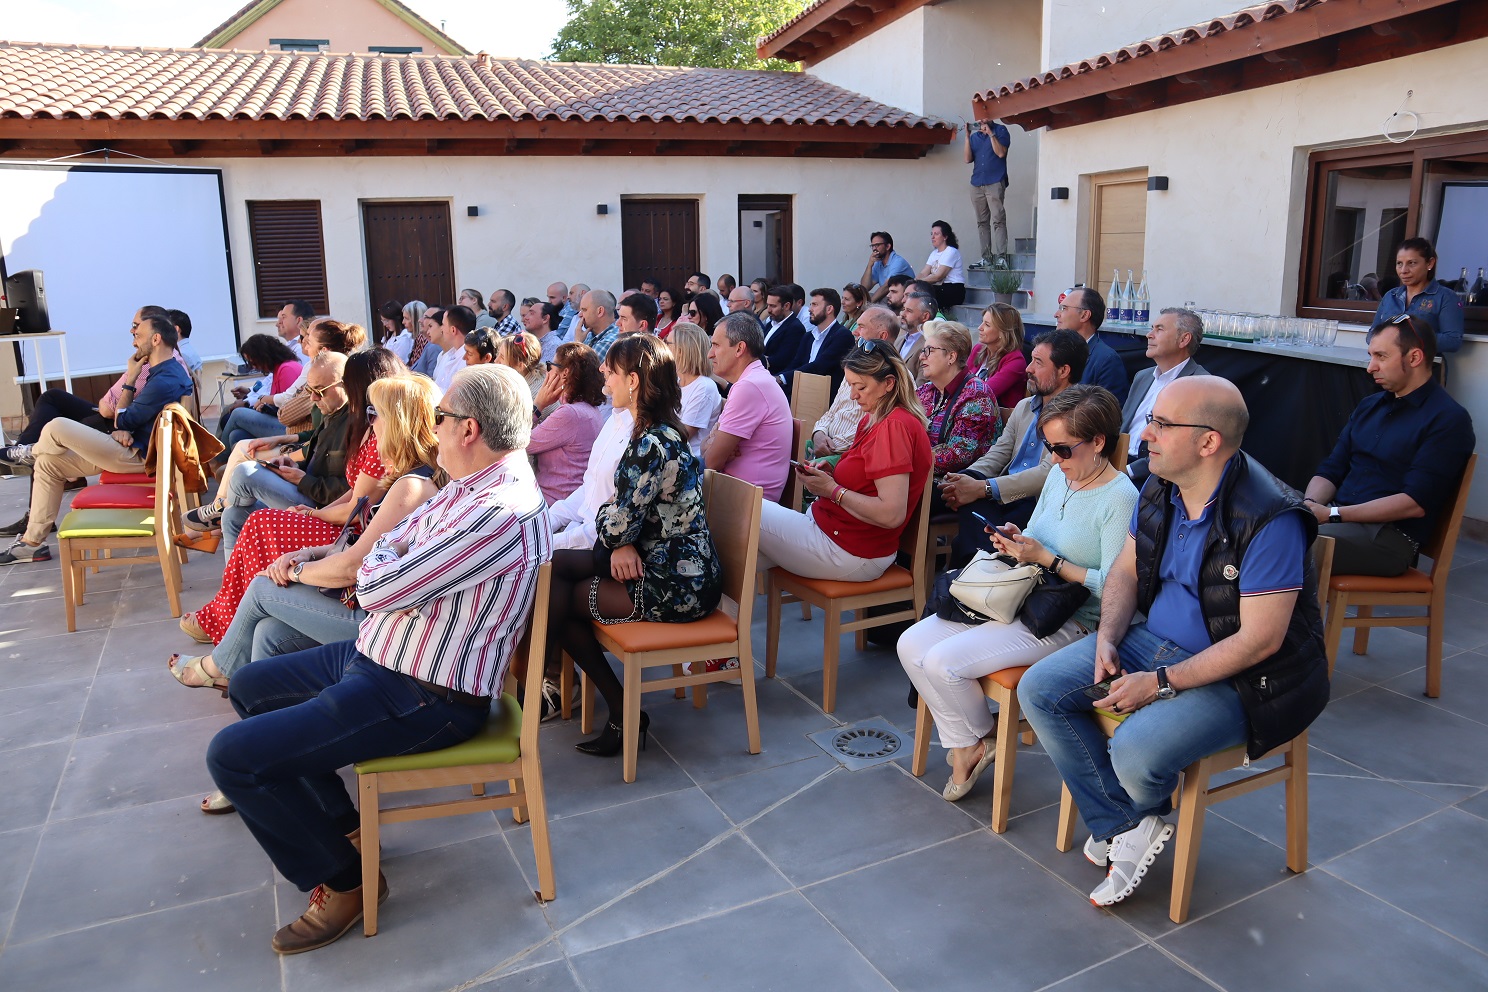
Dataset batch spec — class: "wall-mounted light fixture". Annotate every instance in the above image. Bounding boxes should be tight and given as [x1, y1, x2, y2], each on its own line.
[596, 204, 609, 215]
[1147, 176, 1170, 192]
[1050, 187, 1069, 200]
[466, 206, 480, 217]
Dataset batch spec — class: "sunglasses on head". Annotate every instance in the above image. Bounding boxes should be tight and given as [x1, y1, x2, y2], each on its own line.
[854, 337, 892, 357]
[1042, 437, 1088, 459]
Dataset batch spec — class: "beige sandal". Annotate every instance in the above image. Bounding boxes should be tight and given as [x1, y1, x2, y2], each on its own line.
[179, 612, 211, 644]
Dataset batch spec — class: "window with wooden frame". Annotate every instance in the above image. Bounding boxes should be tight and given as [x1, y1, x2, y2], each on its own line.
[1299, 130, 1488, 333]
[246, 200, 330, 319]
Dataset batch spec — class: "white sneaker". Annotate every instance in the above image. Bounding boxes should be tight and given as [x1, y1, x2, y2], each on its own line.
[1088, 814, 1172, 907]
[1083, 835, 1110, 868]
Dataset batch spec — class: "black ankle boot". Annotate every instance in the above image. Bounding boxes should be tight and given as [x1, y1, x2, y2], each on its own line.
[575, 711, 650, 757]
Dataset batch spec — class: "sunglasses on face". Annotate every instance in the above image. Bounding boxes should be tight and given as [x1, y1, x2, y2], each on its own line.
[306, 380, 342, 399]
[1042, 438, 1088, 459]
[434, 407, 473, 426]
[365, 404, 378, 422]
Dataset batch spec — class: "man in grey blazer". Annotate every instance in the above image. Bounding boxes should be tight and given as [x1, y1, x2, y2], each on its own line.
[940, 329, 1088, 565]
[1120, 308, 1207, 484]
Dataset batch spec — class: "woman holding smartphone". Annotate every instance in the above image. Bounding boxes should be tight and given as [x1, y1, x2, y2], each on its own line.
[897, 385, 1137, 802]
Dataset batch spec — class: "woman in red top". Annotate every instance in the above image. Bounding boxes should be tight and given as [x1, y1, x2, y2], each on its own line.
[968, 303, 1028, 408]
[654, 287, 682, 339]
[181, 350, 405, 644]
[756, 340, 932, 582]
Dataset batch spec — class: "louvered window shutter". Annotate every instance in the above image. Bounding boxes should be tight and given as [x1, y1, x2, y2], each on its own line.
[247, 200, 330, 318]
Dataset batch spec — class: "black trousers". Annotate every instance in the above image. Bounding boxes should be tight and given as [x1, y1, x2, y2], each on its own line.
[1319, 522, 1417, 577]
[933, 282, 967, 315]
[949, 494, 1036, 568]
[17, 389, 107, 445]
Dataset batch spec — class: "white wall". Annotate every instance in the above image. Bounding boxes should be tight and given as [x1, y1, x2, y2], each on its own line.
[1042, 0, 1231, 72]
[810, 10, 927, 116]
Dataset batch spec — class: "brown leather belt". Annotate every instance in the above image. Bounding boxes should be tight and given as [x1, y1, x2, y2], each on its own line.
[412, 676, 491, 708]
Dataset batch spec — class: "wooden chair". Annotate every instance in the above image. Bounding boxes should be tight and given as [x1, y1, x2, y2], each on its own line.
[1323, 453, 1475, 697]
[354, 561, 556, 935]
[765, 466, 934, 712]
[1053, 535, 1335, 924]
[782, 418, 807, 512]
[790, 371, 832, 439]
[569, 472, 765, 782]
[57, 411, 184, 631]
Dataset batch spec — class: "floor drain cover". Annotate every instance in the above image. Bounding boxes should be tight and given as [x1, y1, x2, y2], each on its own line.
[808, 718, 910, 770]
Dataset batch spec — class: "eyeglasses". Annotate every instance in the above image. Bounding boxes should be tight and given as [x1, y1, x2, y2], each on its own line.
[921, 345, 952, 357]
[1145, 413, 1218, 434]
[365, 404, 378, 422]
[1042, 438, 1088, 459]
[306, 380, 342, 399]
[433, 407, 474, 426]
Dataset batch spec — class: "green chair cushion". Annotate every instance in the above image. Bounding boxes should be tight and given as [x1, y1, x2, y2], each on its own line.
[356, 693, 522, 774]
[58, 508, 158, 539]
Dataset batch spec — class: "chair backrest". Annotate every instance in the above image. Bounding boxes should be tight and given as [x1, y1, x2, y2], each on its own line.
[1312, 534, 1335, 610]
[152, 409, 176, 523]
[897, 464, 937, 592]
[782, 418, 806, 509]
[791, 371, 832, 428]
[1421, 452, 1476, 575]
[1111, 433, 1129, 475]
[703, 470, 765, 609]
[517, 560, 554, 756]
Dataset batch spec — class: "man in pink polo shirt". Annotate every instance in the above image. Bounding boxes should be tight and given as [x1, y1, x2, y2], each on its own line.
[704, 311, 792, 502]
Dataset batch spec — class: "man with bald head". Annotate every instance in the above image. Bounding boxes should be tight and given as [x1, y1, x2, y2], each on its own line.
[807, 305, 899, 461]
[547, 282, 576, 340]
[727, 286, 756, 315]
[578, 289, 619, 360]
[1020, 375, 1328, 911]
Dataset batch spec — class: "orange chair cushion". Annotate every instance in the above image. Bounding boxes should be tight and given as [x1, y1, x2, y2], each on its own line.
[980, 666, 1030, 692]
[596, 609, 738, 653]
[99, 471, 154, 486]
[1329, 569, 1433, 594]
[776, 564, 913, 600]
[70, 484, 156, 510]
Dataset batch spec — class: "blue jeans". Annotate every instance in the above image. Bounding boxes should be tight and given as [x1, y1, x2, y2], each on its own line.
[205, 641, 488, 891]
[214, 576, 366, 677]
[220, 460, 304, 555]
[1018, 622, 1247, 842]
[219, 406, 285, 449]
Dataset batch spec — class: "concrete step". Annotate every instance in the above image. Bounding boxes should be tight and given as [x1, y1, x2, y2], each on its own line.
[951, 291, 1030, 323]
[1015, 237, 1036, 253]
[966, 274, 1033, 298]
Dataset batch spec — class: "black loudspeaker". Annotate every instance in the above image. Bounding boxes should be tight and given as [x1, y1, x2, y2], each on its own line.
[4, 270, 48, 333]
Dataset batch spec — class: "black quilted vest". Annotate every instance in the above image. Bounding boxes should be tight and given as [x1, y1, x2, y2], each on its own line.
[1133, 452, 1330, 758]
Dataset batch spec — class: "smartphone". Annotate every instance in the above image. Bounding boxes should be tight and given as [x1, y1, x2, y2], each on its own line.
[1081, 678, 1116, 701]
[972, 511, 1014, 536]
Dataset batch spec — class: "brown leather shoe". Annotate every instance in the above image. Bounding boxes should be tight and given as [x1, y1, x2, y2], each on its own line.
[271, 872, 389, 955]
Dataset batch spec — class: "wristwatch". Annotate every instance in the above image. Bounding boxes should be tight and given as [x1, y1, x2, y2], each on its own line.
[985, 479, 996, 500]
[1328, 506, 1342, 524]
[290, 561, 306, 583]
[1156, 666, 1178, 700]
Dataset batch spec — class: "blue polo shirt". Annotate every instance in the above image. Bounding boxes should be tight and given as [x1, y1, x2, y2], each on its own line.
[871, 251, 915, 287]
[1314, 378, 1474, 546]
[1134, 457, 1307, 654]
[968, 124, 1011, 187]
[1082, 333, 1130, 405]
[1371, 280, 1463, 353]
[989, 394, 1044, 500]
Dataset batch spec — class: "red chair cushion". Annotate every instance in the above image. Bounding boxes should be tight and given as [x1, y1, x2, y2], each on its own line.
[70, 484, 156, 510]
[1329, 569, 1433, 594]
[98, 471, 154, 486]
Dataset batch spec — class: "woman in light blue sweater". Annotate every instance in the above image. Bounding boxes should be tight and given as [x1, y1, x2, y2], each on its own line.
[899, 385, 1137, 801]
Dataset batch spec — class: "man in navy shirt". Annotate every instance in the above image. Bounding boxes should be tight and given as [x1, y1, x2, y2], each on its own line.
[1, 314, 192, 564]
[1306, 315, 1473, 576]
[1057, 286, 1129, 405]
[1021, 376, 1328, 910]
[966, 119, 1011, 258]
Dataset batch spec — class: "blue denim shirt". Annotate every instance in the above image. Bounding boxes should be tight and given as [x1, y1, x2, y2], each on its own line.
[989, 394, 1043, 500]
[968, 124, 1011, 187]
[1371, 280, 1464, 353]
[115, 358, 193, 455]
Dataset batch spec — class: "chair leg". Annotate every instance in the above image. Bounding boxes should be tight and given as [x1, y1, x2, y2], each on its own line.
[739, 636, 762, 755]
[1055, 783, 1077, 853]
[672, 663, 687, 700]
[160, 532, 184, 618]
[1285, 736, 1309, 873]
[1169, 760, 1211, 925]
[507, 779, 528, 824]
[854, 608, 866, 653]
[560, 653, 573, 721]
[621, 656, 643, 784]
[821, 608, 842, 713]
[1322, 590, 1347, 678]
[1352, 605, 1372, 655]
[60, 539, 78, 633]
[910, 696, 932, 777]
[525, 761, 556, 903]
[357, 774, 383, 936]
[1426, 603, 1445, 698]
[989, 689, 1020, 834]
[765, 577, 781, 679]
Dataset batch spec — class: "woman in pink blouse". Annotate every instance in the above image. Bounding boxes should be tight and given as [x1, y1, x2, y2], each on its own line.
[528, 342, 607, 503]
[968, 303, 1028, 409]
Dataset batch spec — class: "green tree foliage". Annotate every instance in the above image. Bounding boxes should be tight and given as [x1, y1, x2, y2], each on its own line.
[549, 0, 808, 71]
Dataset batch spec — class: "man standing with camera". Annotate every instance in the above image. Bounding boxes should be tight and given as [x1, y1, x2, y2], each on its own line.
[966, 119, 1011, 260]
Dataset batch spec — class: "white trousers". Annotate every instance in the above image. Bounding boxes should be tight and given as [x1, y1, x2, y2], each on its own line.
[898, 612, 1090, 749]
[756, 500, 894, 582]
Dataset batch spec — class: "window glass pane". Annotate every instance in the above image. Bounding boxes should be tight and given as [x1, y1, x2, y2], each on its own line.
[1315, 163, 1411, 301]
[1421, 156, 1488, 305]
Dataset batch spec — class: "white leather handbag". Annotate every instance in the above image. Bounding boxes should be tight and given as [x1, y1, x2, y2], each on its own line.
[948, 551, 1042, 624]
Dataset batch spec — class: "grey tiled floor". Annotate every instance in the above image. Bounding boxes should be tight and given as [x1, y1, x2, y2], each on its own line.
[2, 473, 1487, 991]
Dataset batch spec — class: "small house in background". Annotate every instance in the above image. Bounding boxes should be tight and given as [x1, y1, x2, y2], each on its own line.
[196, 0, 470, 55]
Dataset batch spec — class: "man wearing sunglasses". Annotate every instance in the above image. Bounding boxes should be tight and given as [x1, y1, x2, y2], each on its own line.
[1020, 375, 1328, 910]
[941, 329, 1087, 565]
[211, 352, 352, 557]
[1304, 314, 1473, 577]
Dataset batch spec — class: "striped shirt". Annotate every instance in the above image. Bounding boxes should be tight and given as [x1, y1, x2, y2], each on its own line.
[355, 452, 553, 698]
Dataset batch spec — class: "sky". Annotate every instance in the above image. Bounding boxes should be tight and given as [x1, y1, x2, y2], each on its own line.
[2, 0, 573, 59]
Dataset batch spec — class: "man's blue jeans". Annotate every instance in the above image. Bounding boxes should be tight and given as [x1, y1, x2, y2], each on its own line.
[205, 640, 488, 891]
[214, 576, 366, 678]
[220, 460, 304, 555]
[219, 406, 285, 449]
[1018, 623, 1247, 842]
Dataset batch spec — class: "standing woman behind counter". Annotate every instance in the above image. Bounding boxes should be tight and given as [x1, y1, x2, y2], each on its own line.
[1372, 237, 1463, 353]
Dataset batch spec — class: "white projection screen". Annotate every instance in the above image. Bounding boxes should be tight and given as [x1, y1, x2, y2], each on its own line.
[0, 162, 240, 377]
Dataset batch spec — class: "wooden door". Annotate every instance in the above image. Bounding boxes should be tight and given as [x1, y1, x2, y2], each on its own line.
[362, 201, 456, 321]
[1087, 170, 1148, 301]
[621, 199, 699, 294]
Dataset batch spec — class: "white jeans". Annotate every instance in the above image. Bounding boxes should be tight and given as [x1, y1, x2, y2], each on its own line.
[756, 500, 894, 582]
[898, 613, 1090, 749]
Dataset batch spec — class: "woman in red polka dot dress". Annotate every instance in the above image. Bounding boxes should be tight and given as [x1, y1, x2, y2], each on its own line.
[185, 350, 405, 643]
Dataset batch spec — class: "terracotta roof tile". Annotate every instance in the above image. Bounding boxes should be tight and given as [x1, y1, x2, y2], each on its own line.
[0, 42, 946, 132]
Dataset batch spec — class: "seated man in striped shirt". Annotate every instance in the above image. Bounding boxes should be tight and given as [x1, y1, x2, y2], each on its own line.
[205, 364, 553, 955]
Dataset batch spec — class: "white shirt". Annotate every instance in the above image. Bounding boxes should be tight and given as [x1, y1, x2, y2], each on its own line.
[926, 245, 964, 284]
[1128, 358, 1191, 455]
[384, 329, 413, 362]
[548, 406, 634, 551]
[286, 335, 307, 363]
[806, 321, 830, 362]
[679, 376, 722, 458]
[433, 345, 465, 394]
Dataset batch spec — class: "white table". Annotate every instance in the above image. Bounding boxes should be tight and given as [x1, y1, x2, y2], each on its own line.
[7, 330, 73, 392]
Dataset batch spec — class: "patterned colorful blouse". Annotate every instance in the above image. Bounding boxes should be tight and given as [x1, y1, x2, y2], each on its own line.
[597, 423, 723, 623]
[916, 370, 999, 475]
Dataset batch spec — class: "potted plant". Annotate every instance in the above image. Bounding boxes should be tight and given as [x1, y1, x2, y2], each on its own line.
[990, 267, 1021, 306]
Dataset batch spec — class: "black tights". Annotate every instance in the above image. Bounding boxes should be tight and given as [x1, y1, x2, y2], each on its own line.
[547, 548, 641, 725]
